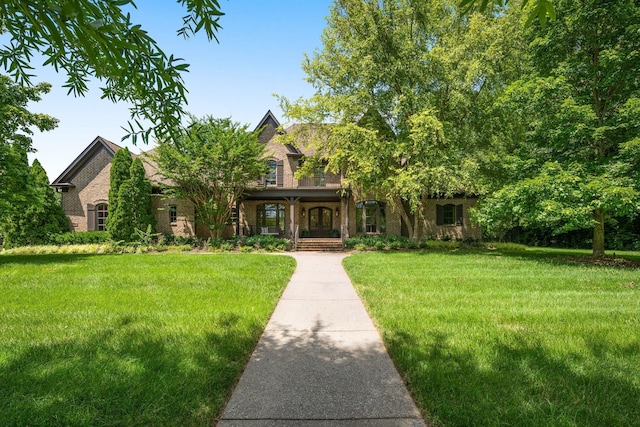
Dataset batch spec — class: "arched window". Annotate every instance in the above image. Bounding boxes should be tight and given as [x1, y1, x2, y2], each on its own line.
[96, 203, 108, 231]
[266, 160, 277, 186]
[356, 201, 386, 234]
[257, 203, 285, 235]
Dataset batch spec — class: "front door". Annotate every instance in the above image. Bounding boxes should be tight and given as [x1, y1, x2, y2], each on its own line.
[309, 207, 333, 237]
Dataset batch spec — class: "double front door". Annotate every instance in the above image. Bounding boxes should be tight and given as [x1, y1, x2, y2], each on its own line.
[308, 207, 333, 237]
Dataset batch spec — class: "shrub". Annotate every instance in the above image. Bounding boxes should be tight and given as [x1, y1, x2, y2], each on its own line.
[219, 242, 235, 252]
[345, 235, 416, 251]
[46, 231, 111, 245]
[242, 235, 290, 251]
[162, 234, 204, 248]
[1, 243, 122, 255]
[134, 225, 161, 246]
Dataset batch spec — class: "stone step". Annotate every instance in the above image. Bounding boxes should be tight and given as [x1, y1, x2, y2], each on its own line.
[296, 238, 344, 252]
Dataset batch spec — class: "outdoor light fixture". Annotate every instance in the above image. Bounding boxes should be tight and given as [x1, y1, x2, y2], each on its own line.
[301, 207, 306, 217]
[335, 207, 339, 216]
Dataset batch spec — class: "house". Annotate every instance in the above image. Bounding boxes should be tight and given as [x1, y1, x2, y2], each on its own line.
[51, 111, 480, 246]
[50, 136, 197, 237]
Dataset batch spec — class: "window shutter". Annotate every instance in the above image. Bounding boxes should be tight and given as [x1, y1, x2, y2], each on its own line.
[276, 160, 284, 187]
[456, 204, 463, 226]
[87, 204, 95, 231]
[436, 204, 443, 226]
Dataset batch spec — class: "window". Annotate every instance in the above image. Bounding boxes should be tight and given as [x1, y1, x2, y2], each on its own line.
[313, 166, 326, 187]
[96, 203, 108, 231]
[356, 201, 386, 234]
[266, 160, 277, 186]
[257, 203, 285, 235]
[436, 204, 463, 226]
[169, 205, 177, 223]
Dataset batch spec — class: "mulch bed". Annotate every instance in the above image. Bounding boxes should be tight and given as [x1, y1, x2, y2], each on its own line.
[557, 256, 640, 269]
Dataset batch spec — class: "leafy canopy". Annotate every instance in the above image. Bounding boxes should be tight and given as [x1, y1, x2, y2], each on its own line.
[0, 74, 58, 221]
[282, 0, 525, 240]
[1, 158, 69, 247]
[0, 0, 223, 143]
[108, 157, 156, 242]
[106, 147, 133, 232]
[472, 0, 640, 256]
[153, 116, 268, 239]
[460, 0, 555, 26]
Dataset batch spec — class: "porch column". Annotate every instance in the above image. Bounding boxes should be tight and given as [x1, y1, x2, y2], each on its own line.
[284, 197, 300, 239]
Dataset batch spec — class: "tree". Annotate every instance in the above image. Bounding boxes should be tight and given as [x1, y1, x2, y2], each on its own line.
[106, 147, 133, 232]
[108, 158, 156, 242]
[0, 75, 58, 217]
[0, 1, 223, 143]
[472, 0, 640, 257]
[30, 159, 69, 236]
[153, 116, 268, 239]
[0, 75, 58, 223]
[2, 159, 69, 247]
[460, 0, 555, 26]
[281, 0, 525, 241]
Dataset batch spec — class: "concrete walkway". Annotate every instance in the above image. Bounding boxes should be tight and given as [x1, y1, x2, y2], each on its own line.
[217, 252, 426, 426]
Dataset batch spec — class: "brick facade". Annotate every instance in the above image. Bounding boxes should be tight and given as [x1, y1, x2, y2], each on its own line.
[60, 146, 112, 232]
[152, 196, 197, 238]
[53, 114, 482, 242]
[423, 198, 481, 240]
[54, 137, 198, 238]
[344, 197, 481, 240]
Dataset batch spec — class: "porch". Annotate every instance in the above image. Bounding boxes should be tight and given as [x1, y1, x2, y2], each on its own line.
[239, 191, 348, 247]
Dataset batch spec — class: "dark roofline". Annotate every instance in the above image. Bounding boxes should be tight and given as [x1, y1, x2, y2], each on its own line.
[254, 109, 280, 132]
[51, 136, 123, 186]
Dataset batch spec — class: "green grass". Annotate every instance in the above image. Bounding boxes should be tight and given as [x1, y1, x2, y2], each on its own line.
[343, 248, 640, 426]
[0, 253, 296, 426]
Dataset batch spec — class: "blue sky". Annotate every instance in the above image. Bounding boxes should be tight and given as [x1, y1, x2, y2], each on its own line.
[23, 0, 333, 180]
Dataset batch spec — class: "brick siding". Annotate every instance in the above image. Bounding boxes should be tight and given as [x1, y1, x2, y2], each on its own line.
[60, 147, 112, 231]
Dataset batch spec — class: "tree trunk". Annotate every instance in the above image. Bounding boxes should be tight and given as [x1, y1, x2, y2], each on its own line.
[592, 208, 605, 258]
[394, 197, 415, 240]
[413, 211, 423, 242]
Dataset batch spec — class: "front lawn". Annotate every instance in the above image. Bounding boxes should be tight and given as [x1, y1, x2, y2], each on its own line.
[0, 253, 296, 426]
[343, 249, 640, 426]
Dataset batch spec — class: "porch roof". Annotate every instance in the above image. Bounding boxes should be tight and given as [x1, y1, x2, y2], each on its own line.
[242, 188, 343, 201]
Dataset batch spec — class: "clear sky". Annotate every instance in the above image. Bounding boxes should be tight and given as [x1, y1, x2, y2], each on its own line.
[22, 0, 333, 181]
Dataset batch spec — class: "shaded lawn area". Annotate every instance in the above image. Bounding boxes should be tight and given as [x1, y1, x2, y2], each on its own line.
[0, 253, 296, 426]
[343, 249, 640, 427]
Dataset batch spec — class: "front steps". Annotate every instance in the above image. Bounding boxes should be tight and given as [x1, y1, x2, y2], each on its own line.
[296, 238, 344, 252]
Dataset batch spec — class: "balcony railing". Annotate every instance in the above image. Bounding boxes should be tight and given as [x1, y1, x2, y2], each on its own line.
[252, 172, 341, 189]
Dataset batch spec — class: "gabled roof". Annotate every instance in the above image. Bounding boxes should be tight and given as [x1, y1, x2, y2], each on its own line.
[254, 109, 280, 133]
[256, 110, 315, 157]
[51, 136, 126, 187]
[137, 148, 171, 186]
[255, 110, 284, 145]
